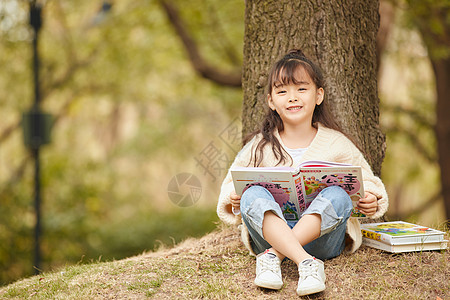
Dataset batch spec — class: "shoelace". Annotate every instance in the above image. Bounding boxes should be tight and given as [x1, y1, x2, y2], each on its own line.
[260, 255, 280, 273]
[298, 261, 320, 281]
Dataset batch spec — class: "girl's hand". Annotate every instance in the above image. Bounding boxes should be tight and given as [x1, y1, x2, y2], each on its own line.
[357, 192, 378, 216]
[230, 191, 242, 215]
[230, 191, 241, 210]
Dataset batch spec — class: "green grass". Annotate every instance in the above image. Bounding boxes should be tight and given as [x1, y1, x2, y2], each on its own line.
[0, 225, 448, 299]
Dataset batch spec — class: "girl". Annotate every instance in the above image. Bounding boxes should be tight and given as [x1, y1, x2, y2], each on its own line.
[217, 49, 388, 296]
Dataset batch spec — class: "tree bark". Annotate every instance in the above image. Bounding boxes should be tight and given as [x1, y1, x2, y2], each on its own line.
[242, 0, 386, 175]
[431, 58, 450, 224]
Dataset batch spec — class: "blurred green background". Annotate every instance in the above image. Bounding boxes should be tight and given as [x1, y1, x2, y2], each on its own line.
[0, 0, 445, 285]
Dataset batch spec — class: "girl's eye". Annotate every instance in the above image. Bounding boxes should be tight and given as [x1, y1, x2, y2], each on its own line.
[277, 90, 286, 95]
[298, 88, 307, 91]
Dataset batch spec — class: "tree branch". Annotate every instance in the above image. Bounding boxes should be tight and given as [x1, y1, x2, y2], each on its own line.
[159, 0, 242, 87]
[204, 2, 241, 66]
[401, 190, 442, 220]
[382, 103, 436, 162]
[0, 121, 21, 145]
[0, 48, 100, 147]
[381, 103, 435, 130]
[387, 126, 437, 163]
[0, 84, 104, 194]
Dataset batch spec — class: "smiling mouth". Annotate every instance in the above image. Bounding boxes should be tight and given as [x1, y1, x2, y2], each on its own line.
[287, 106, 302, 111]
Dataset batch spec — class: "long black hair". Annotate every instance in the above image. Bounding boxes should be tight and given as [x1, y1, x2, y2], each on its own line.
[244, 49, 349, 167]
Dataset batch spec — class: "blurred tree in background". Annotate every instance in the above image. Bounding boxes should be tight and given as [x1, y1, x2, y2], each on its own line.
[0, 0, 243, 284]
[0, 0, 448, 285]
[405, 0, 450, 224]
[378, 0, 449, 224]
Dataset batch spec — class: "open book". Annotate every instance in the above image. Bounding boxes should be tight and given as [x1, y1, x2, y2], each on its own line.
[231, 160, 366, 222]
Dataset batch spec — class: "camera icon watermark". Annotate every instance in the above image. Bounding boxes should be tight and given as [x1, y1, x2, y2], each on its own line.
[167, 173, 202, 207]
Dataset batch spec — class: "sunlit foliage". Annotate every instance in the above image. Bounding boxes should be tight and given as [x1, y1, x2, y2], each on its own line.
[0, 0, 244, 284]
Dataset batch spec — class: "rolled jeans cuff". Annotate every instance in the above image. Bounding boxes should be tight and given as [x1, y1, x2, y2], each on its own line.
[302, 193, 343, 237]
[243, 197, 285, 238]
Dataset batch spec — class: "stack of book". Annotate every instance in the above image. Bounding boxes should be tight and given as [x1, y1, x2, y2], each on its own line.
[360, 221, 448, 253]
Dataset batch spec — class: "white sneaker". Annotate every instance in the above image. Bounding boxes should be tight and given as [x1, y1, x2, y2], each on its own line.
[296, 257, 326, 296]
[254, 251, 283, 290]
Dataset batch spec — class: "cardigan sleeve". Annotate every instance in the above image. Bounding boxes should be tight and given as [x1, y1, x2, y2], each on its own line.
[304, 126, 389, 219]
[216, 136, 257, 225]
[347, 140, 389, 219]
[358, 159, 389, 219]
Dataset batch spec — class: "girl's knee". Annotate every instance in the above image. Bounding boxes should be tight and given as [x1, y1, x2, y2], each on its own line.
[241, 185, 271, 206]
[319, 186, 352, 216]
[240, 185, 274, 213]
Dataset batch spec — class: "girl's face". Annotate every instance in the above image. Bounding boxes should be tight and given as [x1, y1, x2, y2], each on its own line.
[267, 66, 324, 128]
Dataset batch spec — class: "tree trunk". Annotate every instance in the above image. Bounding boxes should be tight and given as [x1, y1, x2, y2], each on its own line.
[242, 0, 386, 175]
[431, 58, 450, 225]
[376, 0, 395, 78]
[409, 0, 450, 223]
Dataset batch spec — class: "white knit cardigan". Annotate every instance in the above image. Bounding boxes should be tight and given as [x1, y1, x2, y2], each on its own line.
[217, 123, 389, 255]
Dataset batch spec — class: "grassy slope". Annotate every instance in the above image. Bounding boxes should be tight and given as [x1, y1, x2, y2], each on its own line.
[0, 225, 448, 299]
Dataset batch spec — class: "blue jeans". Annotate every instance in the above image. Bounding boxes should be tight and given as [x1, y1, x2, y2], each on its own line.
[240, 185, 353, 260]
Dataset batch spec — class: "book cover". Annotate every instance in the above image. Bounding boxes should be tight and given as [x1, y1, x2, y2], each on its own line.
[360, 221, 446, 245]
[230, 160, 366, 222]
[362, 237, 448, 253]
[297, 162, 365, 217]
